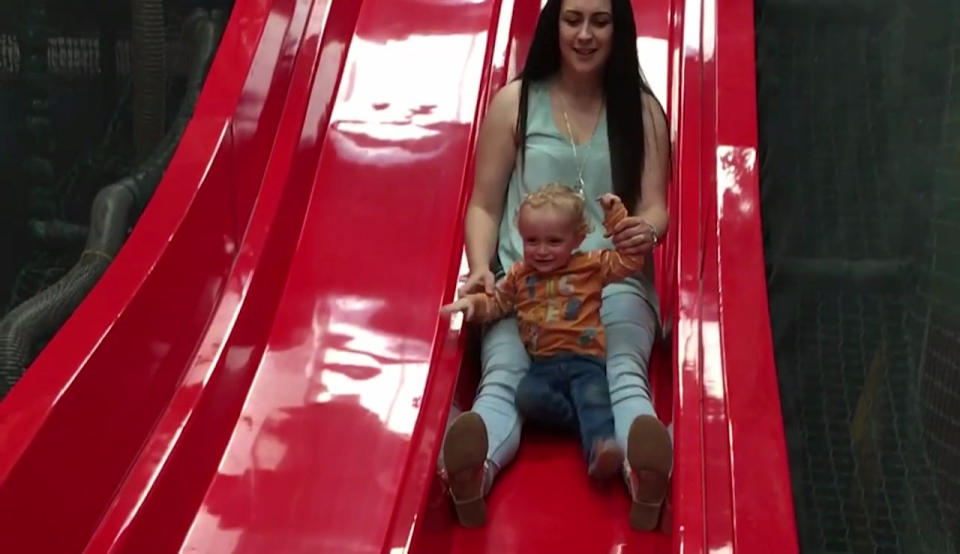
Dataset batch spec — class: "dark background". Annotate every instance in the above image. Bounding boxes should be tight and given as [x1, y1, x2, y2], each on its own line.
[758, 0, 960, 552]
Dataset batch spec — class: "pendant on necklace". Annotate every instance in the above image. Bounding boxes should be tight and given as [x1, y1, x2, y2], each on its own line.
[575, 176, 585, 196]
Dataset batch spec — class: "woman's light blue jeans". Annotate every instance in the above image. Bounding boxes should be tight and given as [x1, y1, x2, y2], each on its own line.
[470, 289, 659, 475]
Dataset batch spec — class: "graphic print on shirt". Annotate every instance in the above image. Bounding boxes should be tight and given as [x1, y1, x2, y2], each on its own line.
[526, 274, 539, 298]
[520, 320, 540, 351]
[546, 298, 561, 322]
[579, 327, 598, 347]
[544, 275, 575, 298]
[564, 296, 583, 320]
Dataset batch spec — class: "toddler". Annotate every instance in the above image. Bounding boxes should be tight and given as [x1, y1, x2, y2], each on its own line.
[441, 183, 645, 479]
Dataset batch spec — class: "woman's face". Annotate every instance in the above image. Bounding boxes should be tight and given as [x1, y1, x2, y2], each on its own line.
[558, 0, 614, 78]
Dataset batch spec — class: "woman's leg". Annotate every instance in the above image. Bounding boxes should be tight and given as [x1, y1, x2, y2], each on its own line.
[474, 316, 530, 468]
[601, 291, 658, 447]
[442, 316, 529, 526]
[601, 290, 673, 531]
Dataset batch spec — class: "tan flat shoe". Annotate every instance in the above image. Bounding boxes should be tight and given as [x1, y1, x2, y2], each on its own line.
[625, 415, 673, 531]
[442, 411, 489, 527]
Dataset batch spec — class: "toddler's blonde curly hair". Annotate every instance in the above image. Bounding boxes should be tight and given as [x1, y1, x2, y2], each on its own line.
[516, 183, 592, 235]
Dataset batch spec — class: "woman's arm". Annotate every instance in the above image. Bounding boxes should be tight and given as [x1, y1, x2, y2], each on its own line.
[608, 92, 671, 255]
[634, 92, 670, 236]
[463, 82, 521, 285]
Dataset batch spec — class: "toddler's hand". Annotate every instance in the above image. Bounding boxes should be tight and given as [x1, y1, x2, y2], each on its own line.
[440, 298, 476, 320]
[598, 193, 621, 213]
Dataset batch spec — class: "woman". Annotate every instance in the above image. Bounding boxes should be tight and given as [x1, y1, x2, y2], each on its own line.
[441, 0, 672, 531]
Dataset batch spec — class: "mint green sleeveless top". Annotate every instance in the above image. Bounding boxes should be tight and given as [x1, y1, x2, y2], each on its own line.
[497, 80, 659, 317]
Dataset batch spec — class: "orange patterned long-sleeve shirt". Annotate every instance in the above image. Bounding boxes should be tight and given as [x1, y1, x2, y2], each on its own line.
[465, 200, 644, 358]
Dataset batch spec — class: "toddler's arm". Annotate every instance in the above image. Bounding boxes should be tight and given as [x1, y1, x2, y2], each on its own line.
[598, 194, 646, 283]
[440, 267, 518, 322]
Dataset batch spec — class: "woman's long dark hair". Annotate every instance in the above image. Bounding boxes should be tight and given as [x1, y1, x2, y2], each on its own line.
[516, 0, 665, 211]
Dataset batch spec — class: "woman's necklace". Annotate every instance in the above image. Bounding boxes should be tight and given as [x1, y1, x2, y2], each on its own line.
[557, 90, 604, 196]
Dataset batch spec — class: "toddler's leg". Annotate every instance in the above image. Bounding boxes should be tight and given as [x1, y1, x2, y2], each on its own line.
[567, 359, 616, 455]
[517, 362, 577, 431]
[568, 358, 622, 479]
[515, 362, 577, 430]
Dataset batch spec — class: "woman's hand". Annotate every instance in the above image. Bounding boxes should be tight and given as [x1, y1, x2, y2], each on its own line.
[606, 216, 659, 256]
[458, 268, 496, 296]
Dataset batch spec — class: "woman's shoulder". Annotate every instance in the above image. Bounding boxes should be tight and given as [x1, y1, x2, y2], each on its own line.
[488, 80, 522, 117]
[638, 90, 669, 149]
[640, 91, 668, 123]
[486, 78, 555, 121]
[479, 81, 522, 142]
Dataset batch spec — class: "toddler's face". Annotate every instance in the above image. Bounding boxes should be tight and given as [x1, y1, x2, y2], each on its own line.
[517, 205, 585, 273]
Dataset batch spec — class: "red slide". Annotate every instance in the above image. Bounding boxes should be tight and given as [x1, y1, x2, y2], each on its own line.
[0, 1, 797, 553]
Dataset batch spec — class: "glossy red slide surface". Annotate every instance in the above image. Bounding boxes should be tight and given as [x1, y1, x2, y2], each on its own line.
[669, 1, 798, 552]
[0, 0, 314, 551]
[0, 0, 796, 553]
